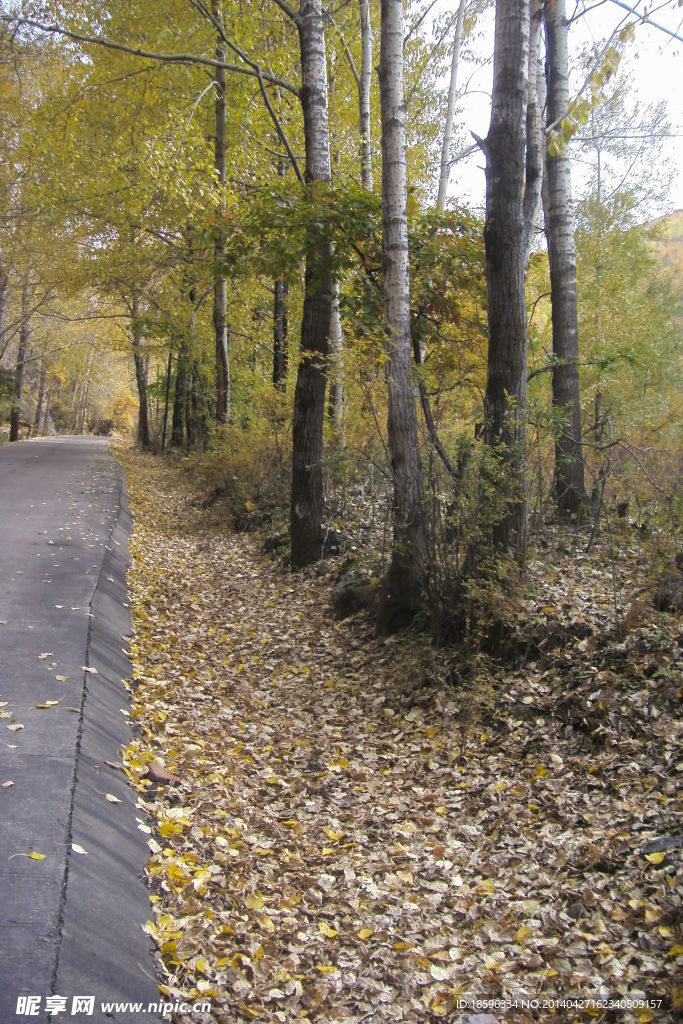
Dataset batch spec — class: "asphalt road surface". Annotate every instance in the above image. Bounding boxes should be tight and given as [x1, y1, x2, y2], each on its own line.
[0, 438, 160, 1022]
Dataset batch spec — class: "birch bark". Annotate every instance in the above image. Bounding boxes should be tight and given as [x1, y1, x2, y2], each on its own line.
[377, 0, 427, 631]
[436, 0, 466, 212]
[543, 0, 586, 514]
[131, 295, 151, 448]
[212, 0, 230, 424]
[290, 0, 334, 567]
[482, 0, 530, 558]
[359, 0, 373, 190]
[9, 278, 30, 443]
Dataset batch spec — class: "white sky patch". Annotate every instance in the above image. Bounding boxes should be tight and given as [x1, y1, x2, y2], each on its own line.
[438, 0, 682, 215]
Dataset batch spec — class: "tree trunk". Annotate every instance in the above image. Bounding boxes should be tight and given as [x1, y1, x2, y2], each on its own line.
[327, 284, 344, 430]
[0, 265, 9, 345]
[78, 354, 92, 435]
[483, 0, 530, 558]
[9, 278, 30, 443]
[170, 353, 186, 448]
[212, 0, 230, 425]
[359, 0, 373, 190]
[522, 0, 544, 272]
[290, 0, 334, 568]
[131, 298, 150, 448]
[161, 352, 172, 450]
[377, 0, 427, 632]
[32, 358, 47, 437]
[436, 0, 466, 212]
[543, 0, 586, 515]
[185, 362, 194, 449]
[273, 276, 289, 387]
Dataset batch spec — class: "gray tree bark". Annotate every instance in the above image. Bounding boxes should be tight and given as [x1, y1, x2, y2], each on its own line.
[212, 0, 230, 425]
[436, 0, 467, 212]
[272, 276, 289, 386]
[327, 286, 344, 431]
[290, 0, 334, 568]
[131, 297, 151, 448]
[482, 0, 530, 558]
[9, 278, 30, 443]
[522, 0, 544, 271]
[543, 0, 586, 514]
[170, 352, 187, 449]
[377, 0, 427, 631]
[359, 0, 373, 190]
[32, 357, 47, 437]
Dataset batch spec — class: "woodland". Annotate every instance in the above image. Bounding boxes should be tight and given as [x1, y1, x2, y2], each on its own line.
[0, 0, 682, 1021]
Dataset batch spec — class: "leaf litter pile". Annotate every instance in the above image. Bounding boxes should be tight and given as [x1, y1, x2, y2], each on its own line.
[116, 449, 681, 1024]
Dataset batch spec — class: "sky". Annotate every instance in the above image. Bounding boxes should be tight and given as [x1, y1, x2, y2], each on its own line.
[444, 0, 683, 216]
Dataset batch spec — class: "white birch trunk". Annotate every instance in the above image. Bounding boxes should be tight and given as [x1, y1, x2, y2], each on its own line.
[522, 0, 544, 271]
[543, 0, 586, 513]
[436, 0, 467, 212]
[359, 0, 373, 190]
[377, 0, 427, 631]
[290, 0, 335, 567]
[212, 0, 230, 424]
[9, 278, 30, 443]
[483, 0, 530, 558]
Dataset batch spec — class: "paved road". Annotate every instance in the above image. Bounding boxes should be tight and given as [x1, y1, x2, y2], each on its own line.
[0, 438, 160, 1022]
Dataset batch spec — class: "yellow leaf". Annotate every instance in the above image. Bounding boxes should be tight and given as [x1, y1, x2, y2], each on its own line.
[247, 893, 263, 910]
[158, 821, 183, 838]
[318, 921, 338, 938]
[358, 928, 374, 940]
[29, 851, 46, 860]
[637, 1012, 655, 1023]
[645, 851, 666, 865]
[484, 958, 504, 971]
[323, 827, 343, 842]
[435, 806, 448, 815]
[668, 944, 683, 958]
[315, 965, 338, 975]
[534, 764, 549, 778]
[515, 926, 532, 943]
[194, 956, 210, 975]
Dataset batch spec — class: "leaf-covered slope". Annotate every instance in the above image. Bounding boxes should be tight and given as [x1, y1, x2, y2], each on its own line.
[116, 448, 681, 1024]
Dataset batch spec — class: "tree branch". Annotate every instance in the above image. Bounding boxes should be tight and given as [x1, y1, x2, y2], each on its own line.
[1, 15, 301, 96]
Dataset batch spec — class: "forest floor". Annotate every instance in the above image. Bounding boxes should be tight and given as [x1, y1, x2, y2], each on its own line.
[114, 447, 681, 1024]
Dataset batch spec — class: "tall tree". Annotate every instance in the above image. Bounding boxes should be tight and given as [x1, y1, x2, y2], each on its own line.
[377, 0, 427, 630]
[9, 276, 30, 442]
[290, 0, 335, 568]
[482, 0, 530, 557]
[522, 0, 544, 271]
[359, 0, 373, 191]
[543, 0, 585, 514]
[130, 293, 151, 449]
[212, 0, 230, 425]
[436, 0, 467, 212]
